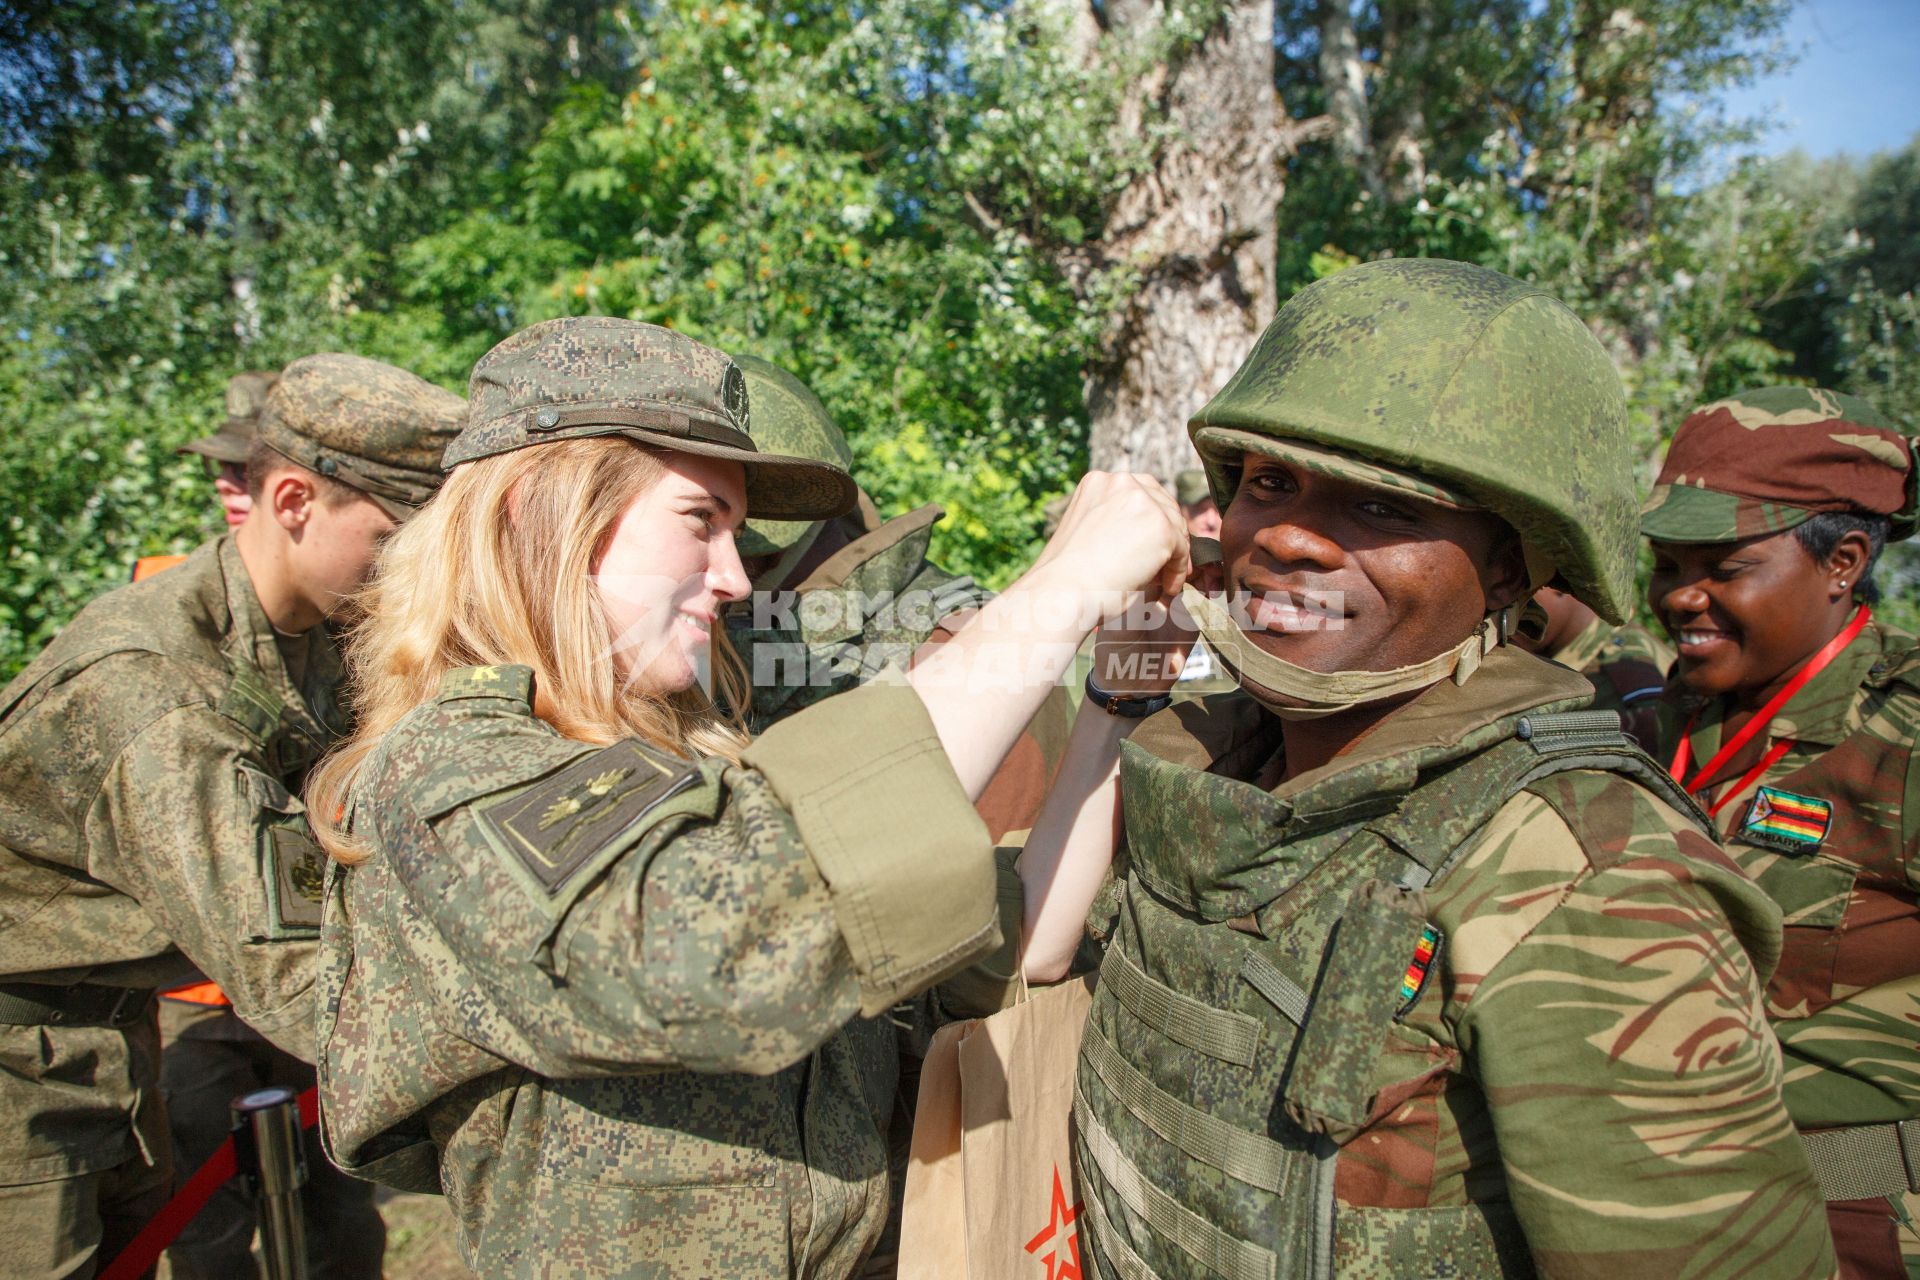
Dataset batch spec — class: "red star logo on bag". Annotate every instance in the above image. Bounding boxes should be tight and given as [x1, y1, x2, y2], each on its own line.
[1023, 1163, 1083, 1280]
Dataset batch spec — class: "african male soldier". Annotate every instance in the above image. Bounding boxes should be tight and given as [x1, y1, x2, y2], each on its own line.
[0, 354, 462, 1277]
[1023, 260, 1834, 1276]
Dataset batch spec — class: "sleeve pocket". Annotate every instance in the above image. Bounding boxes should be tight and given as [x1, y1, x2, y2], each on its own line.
[238, 763, 325, 941]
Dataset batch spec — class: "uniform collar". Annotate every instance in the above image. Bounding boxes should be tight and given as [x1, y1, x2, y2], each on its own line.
[217, 534, 338, 747]
[784, 504, 949, 647]
[1135, 645, 1597, 827]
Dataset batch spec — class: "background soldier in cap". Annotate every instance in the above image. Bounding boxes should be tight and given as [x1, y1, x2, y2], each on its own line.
[305, 316, 1186, 1276]
[181, 370, 279, 530]
[131, 371, 281, 584]
[1645, 386, 1920, 1278]
[1174, 467, 1221, 540]
[1512, 584, 1672, 747]
[1019, 260, 1833, 1276]
[0, 353, 462, 1277]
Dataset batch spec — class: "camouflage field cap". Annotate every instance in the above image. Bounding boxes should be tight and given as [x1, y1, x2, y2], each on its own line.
[1174, 469, 1213, 508]
[257, 354, 466, 521]
[447, 318, 857, 523]
[730, 354, 857, 556]
[1640, 386, 1916, 544]
[177, 369, 278, 465]
[1189, 258, 1637, 622]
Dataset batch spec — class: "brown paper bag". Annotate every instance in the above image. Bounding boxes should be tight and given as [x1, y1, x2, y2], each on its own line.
[898, 974, 1095, 1280]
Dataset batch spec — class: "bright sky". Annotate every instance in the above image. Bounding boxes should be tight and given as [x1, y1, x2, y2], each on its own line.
[1722, 0, 1920, 160]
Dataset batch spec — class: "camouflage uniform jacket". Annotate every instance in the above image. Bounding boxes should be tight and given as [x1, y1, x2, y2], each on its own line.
[0, 535, 337, 1182]
[727, 503, 1071, 842]
[316, 666, 1017, 1277]
[1078, 647, 1833, 1278]
[1661, 618, 1920, 1131]
[1548, 616, 1672, 748]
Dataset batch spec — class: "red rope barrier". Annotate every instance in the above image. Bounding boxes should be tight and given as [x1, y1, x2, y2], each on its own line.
[97, 1085, 320, 1280]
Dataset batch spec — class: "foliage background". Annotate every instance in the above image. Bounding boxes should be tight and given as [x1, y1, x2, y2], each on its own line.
[3, 0, 1917, 675]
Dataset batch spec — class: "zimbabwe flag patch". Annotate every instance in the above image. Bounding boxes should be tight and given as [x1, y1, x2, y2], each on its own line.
[1395, 924, 1443, 1020]
[1741, 786, 1832, 853]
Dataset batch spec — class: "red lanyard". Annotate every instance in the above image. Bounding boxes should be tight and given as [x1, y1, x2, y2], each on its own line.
[1669, 605, 1871, 817]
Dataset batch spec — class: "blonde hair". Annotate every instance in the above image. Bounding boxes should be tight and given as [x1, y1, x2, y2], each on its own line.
[308, 436, 750, 864]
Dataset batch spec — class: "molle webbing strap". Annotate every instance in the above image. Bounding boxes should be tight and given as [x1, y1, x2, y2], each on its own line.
[1103, 946, 1262, 1067]
[1800, 1121, 1920, 1202]
[1514, 709, 1631, 752]
[1081, 1022, 1294, 1196]
[1240, 951, 1312, 1027]
[1076, 1093, 1279, 1280]
[1078, 1163, 1159, 1280]
[1375, 727, 1708, 895]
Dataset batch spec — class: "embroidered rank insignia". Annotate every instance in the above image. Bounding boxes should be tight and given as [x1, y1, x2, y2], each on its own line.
[1742, 786, 1832, 853]
[479, 741, 698, 896]
[1395, 924, 1443, 1019]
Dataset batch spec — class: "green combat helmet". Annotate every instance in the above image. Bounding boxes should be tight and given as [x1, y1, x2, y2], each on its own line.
[1190, 257, 1637, 623]
[729, 354, 856, 562]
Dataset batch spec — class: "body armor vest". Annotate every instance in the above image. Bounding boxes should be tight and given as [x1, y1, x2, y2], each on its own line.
[1074, 710, 1706, 1279]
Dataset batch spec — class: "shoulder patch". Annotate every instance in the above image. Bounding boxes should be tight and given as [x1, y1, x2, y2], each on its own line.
[265, 824, 327, 936]
[1741, 786, 1832, 853]
[475, 739, 698, 896]
[1396, 923, 1444, 1019]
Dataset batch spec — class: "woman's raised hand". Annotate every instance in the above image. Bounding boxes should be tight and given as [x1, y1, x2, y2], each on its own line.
[1029, 472, 1192, 625]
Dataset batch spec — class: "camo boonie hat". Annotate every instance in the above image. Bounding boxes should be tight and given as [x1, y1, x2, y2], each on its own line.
[1641, 386, 1916, 544]
[1173, 469, 1214, 508]
[729, 354, 857, 556]
[258, 354, 466, 521]
[446, 318, 857, 523]
[178, 370, 278, 466]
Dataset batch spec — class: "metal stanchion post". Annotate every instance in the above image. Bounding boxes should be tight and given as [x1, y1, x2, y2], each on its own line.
[231, 1086, 310, 1280]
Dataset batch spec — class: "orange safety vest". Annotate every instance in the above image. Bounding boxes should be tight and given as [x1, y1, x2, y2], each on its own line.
[131, 554, 188, 582]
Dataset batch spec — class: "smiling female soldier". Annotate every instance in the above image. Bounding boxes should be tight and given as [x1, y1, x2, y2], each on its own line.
[304, 317, 1189, 1277]
[1016, 260, 1834, 1277]
[1645, 387, 1920, 1278]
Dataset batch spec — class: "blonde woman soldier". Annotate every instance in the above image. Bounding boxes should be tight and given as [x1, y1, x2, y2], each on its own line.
[306, 317, 1188, 1276]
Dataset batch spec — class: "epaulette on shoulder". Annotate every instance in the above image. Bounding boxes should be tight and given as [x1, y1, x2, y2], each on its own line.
[1867, 627, 1920, 696]
[219, 661, 286, 742]
[435, 664, 536, 708]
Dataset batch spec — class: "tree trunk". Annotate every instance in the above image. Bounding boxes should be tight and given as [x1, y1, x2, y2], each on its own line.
[1077, 0, 1285, 479]
[1317, 0, 1383, 201]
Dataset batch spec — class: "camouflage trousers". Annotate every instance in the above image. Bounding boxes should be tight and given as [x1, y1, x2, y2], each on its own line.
[158, 1002, 384, 1280]
[0, 1151, 171, 1280]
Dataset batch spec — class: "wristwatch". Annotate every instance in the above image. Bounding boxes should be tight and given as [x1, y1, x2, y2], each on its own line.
[1085, 672, 1173, 718]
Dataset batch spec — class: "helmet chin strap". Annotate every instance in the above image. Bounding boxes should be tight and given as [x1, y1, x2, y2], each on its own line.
[1181, 585, 1507, 722]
